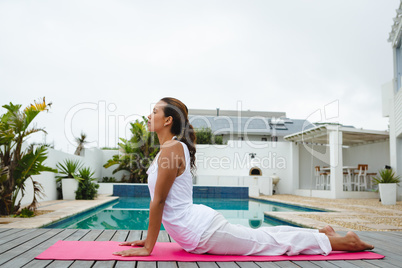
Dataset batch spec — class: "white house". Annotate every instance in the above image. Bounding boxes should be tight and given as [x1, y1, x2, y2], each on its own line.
[189, 108, 315, 143]
[382, 0, 402, 200]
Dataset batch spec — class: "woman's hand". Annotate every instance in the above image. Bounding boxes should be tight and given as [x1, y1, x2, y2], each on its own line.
[113, 247, 151, 257]
[118, 240, 145, 247]
[113, 240, 151, 256]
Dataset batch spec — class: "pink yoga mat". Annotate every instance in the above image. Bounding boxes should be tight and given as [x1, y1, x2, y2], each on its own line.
[35, 241, 384, 262]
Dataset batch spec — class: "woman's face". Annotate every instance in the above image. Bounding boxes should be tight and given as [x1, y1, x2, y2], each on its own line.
[147, 100, 168, 132]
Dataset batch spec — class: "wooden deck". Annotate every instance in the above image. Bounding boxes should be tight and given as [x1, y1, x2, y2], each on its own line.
[0, 228, 401, 268]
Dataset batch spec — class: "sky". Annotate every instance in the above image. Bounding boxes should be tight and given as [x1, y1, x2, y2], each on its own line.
[0, 0, 399, 153]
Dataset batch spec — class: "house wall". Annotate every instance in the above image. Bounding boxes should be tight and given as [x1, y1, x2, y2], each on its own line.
[395, 88, 402, 137]
[195, 141, 296, 195]
[382, 79, 402, 200]
[17, 148, 129, 207]
[343, 141, 390, 175]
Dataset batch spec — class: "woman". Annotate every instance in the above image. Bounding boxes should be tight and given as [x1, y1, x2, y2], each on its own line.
[113, 97, 374, 257]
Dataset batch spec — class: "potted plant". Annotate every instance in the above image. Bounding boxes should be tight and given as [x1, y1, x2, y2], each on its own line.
[372, 169, 400, 205]
[56, 159, 83, 200]
[75, 167, 99, 200]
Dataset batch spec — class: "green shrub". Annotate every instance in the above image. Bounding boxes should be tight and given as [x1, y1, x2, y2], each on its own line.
[14, 208, 35, 218]
[372, 169, 401, 185]
[195, 127, 223, 145]
[101, 176, 116, 183]
[75, 167, 99, 200]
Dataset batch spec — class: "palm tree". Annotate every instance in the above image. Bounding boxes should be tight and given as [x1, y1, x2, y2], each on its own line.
[0, 97, 57, 215]
[103, 116, 159, 183]
[74, 132, 87, 156]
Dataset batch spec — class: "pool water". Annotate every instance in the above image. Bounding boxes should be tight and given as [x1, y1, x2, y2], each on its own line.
[45, 197, 325, 230]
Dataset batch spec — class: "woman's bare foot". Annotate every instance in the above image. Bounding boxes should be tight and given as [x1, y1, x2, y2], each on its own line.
[329, 231, 374, 252]
[319, 225, 340, 237]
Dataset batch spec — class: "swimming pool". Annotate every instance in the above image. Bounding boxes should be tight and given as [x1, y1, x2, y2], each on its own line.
[44, 197, 326, 230]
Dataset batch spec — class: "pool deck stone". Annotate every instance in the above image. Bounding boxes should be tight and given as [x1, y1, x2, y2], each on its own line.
[256, 195, 402, 232]
[0, 195, 118, 229]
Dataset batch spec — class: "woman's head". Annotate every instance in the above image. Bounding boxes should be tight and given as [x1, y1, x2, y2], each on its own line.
[148, 97, 197, 172]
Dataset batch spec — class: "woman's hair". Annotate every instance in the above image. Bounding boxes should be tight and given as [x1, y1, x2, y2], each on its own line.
[160, 97, 196, 173]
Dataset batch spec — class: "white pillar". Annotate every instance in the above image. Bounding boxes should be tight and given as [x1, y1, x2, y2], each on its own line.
[290, 142, 300, 193]
[329, 127, 343, 199]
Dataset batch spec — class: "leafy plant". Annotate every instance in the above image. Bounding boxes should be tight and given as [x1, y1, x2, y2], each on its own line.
[101, 176, 116, 183]
[74, 131, 87, 156]
[14, 207, 35, 218]
[103, 116, 159, 183]
[195, 127, 223, 145]
[55, 159, 83, 182]
[55, 159, 83, 199]
[75, 167, 99, 200]
[0, 98, 57, 216]
[372, 169, 401, 185]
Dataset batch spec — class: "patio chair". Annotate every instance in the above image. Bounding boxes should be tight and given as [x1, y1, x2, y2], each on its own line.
[354, 164, 368, 191]
[343, 170, 352, 191]
[315, 166, 329, 190]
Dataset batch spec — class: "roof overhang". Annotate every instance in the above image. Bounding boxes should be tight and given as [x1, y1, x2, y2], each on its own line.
[284, 125, 389, 147]
[388, 1, 402, 47]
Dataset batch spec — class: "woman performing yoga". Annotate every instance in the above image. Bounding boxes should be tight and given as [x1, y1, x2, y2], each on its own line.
[113, 97, 374, 257]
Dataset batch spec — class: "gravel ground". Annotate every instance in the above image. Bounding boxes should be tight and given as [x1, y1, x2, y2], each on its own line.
[260, 194, 402, 231]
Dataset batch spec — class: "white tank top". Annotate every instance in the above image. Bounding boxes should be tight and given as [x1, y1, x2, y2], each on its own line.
[146, 141, 217, 251]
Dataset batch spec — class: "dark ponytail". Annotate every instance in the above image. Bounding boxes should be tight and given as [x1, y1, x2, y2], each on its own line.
[160, 97, 197, 173]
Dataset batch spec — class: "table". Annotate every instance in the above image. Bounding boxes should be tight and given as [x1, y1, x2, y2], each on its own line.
[321, 166, 357, 191]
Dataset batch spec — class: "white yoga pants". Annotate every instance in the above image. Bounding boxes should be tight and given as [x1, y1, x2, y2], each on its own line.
[190, 213, 332, 256]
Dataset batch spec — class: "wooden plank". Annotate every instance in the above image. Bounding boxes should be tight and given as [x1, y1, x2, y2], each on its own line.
[44, 229, 91, 268]
[177, 262, 198, 268]
[158, 230, 170, 242]
[18, 229, 78, 268]
[236, 262, 261, 268]
[115, 261, 140, 268]
[216, 262, 240, 268]
[137, 262, 157, 268]
[0, 228, 50, 256]
[364, 259, 399, 267]
[159, 261, 179, 268]
[0, 228, 76, 268]
[92, 230, 118, 268]
[111, 229, 130, 242]
[0, 228, 24, 238]
[114, 230, 142, 268]
[291, 261, 320, 268]
[326, 261, 361, 268]
[0, 228, 11, 233]
[127, 230, 142, 241]
[67, 229, 106, 268]
[92, 230, 129, 268]
[341, 260, 381, 268]
[355, 235, 402, 263]
[273, 261, 300, 268]
[70, 229, 116, 268]
[307, 261, 340, 268]
[136, 230, 170, 268]
[255, 262, 281, 267]
[0, 228, 37, 245]
[359, 232, 401, 247]
[197, 262, 219, 268]
[77, 228, 103, 241]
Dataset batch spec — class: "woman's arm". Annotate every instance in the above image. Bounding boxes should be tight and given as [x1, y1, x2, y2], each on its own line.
[113, 141, 184, 256]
